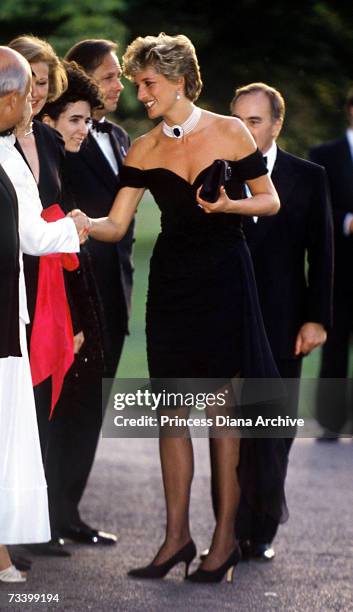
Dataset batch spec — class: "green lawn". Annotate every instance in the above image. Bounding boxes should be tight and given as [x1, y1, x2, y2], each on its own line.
[118, 193, 160, 379]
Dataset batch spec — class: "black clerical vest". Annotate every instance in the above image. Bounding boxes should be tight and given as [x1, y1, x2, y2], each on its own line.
[0, 165, 21, 357]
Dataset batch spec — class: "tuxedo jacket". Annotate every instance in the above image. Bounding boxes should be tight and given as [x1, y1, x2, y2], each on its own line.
[243, 148, 333, 361]
[309, 136, 353, 293]
[64, 122, 134, 344]
[0, 164, 20, 357]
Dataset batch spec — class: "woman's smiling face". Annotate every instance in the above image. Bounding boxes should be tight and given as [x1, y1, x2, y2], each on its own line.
[53, 100, 91, 152]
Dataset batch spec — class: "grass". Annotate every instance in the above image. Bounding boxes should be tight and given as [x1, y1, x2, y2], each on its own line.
[117, 193, 160, 379]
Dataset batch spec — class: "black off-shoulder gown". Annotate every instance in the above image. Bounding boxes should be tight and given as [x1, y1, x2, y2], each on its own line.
[121, 149, 288, 525]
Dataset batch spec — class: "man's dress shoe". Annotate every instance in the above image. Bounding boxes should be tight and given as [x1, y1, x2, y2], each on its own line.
[317, 430, 339, 442]
[240, 540, 275, 561]
[25, 538, 71, 557]
[61, 523, 117, 545]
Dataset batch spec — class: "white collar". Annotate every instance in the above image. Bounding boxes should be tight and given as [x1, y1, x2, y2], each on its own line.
[262, 141, 277, 175]
[0, 134, 16, 163]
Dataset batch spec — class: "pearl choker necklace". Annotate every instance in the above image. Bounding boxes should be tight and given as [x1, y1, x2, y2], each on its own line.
[162, 106, 202, 139]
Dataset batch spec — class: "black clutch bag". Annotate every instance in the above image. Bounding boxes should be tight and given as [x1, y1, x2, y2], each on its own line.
[199, 159, 232, 203]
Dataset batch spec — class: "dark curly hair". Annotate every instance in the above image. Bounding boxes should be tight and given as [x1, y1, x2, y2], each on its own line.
[40, 60, 103, 120]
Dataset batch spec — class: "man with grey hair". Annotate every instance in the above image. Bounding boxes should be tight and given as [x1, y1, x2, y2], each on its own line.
[0, 46, 87, 580]
[225, 82, 333, 560]
[0, 52, 28, 98]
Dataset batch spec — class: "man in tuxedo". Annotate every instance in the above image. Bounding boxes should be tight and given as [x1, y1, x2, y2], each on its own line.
[42, 40, 135, 548]
[309, 90, 353, 438]
[65, 38, 133, 378]
[229, 82, 334, 559]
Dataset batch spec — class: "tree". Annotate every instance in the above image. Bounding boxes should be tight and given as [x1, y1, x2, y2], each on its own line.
[1, 0, 352, 153]
[121, 0, 353, 153]
[0, 0, 126, 56]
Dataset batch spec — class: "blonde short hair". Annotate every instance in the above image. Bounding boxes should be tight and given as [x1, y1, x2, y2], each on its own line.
[123, 33, 202, 102]
[231, 82, 285, 122]
[9, 35, 67, 102]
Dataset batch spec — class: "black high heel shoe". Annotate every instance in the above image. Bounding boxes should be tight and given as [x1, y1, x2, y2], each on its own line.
[186, 545, 241, 583]
[128, 540, 197, 579]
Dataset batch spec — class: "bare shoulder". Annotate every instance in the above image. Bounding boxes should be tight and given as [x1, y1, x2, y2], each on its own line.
[124, 124, 161, 168]
[201, 110, 256, 160]
[202, 110, 243, 133]
[215, 114, 256, 154]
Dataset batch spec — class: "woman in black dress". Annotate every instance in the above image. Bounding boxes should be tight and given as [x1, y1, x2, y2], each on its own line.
[87, 33, 284, 583]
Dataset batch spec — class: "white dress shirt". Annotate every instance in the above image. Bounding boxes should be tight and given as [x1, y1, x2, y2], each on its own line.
[262, 140, 277, 176]
[0, 135, 79, 324]
[90, 118, 119, 175]
[245, 141, 277, 222]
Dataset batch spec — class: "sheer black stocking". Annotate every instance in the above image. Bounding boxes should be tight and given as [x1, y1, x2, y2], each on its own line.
[152, 436, 194, 565]
[205, 436, 239, 569]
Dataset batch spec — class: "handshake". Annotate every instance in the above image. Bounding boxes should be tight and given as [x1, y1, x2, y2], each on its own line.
[67, 209, 92, 244]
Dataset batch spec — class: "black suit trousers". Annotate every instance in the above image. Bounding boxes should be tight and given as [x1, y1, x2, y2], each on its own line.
[316, 290, 353, 433]
[45, 335, 125, 532]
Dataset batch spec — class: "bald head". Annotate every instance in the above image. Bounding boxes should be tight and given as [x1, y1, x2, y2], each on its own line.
[0, 47, 32, 133]
[0, 46, 31, 97]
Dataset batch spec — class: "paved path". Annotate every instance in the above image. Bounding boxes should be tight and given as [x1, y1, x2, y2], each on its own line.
[2, 436, 353, 611]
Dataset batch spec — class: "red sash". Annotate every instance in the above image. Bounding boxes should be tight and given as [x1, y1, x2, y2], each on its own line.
[30, 204, 79, 418]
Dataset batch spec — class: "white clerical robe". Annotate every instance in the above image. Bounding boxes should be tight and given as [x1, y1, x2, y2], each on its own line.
[0, 134, 79, 544]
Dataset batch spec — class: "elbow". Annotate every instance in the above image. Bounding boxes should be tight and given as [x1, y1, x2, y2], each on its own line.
[110, 222, 122, 242]
[111, 219, 126, 242]
[267, 194, 280, 216]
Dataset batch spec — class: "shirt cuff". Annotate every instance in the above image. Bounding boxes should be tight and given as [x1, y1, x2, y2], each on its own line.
[61, 217, 80, 252]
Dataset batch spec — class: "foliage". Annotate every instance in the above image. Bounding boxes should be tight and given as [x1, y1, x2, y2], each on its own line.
[121, 0, 353, 154]
[0, 0, 127, 56]
[1, 1, 353, 153]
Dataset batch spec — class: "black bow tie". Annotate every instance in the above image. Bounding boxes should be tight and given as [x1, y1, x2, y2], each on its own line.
[92, 119, 112, 134]
[263, 156, 268, 166]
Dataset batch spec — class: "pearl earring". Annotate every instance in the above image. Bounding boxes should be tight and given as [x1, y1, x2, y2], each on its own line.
[176, 92, 181, 100]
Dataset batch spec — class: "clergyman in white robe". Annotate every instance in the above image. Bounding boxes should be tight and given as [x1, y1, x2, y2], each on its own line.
[0, 133, 79, 544]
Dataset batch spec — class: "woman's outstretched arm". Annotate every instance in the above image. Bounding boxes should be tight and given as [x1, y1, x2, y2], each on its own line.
[88, 183, 145, 242]
[86, 139, 147, 242]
